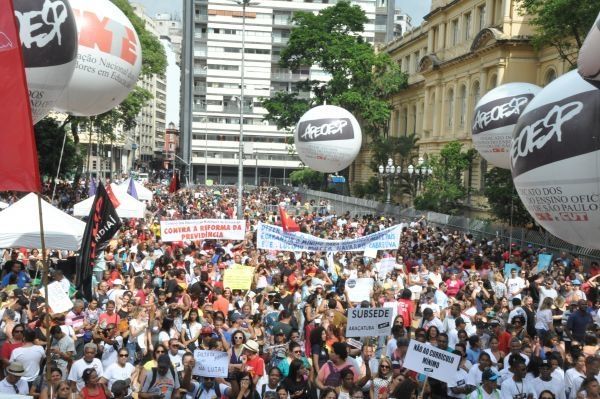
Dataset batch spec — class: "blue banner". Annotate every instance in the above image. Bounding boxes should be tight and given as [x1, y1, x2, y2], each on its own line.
[537, 253, 553, 274]
[257, 223, 401, 252]
[503, 263, 520, 278]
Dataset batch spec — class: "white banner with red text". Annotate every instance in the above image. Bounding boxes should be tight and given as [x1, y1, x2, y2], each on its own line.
[160, 219, 246, 242]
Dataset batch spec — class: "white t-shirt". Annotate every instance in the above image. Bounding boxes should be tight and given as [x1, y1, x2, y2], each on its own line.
[0, 377, 28, 395]
[467, 365, 499, 387]
[538, 287, 558, 310]
[506, 278, 525, 299]
[68, 358, 104, 390]
[101, 336, 123, 369]
[532, 377, 566, 399]
[168, 350, 186, 372]
[9, 345, 45, 382]
[447, 368, 469, 398]
[565, 368, 586, 399]
[130, 319, 148, 349]
[103, 362, 135, 391]
[534, 309, 553, 330]
[502, 354, 530, 371]
[500, 378, 535, 399]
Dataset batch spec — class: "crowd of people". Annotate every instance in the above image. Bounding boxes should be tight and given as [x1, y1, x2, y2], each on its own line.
[0, 183, 598, 399]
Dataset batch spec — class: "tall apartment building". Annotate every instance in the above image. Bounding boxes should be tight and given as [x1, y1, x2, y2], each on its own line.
[129, 3, 168, 171]
[155, 13, 183, 64]
[352, 0, 567, 216]
[181, 0, 402, 185]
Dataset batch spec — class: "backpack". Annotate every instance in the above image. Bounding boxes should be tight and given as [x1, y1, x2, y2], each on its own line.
[147, 366, 177, 392]
[323, 362, 351, 387]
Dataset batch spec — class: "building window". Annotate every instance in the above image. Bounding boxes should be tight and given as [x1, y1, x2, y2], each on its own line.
[402, 108, 408, 136]
[459, 85, 467, 128]
[480, 158, 487, 190]
[464, 12, 472, 41]
[432, 26, 438, 51]
[472, 80, 481, 109]
[544, 69, 557, 86]
[412, 105, 417, 134]
[478, 5, 486, 30]
[414, 52, 420, 72]
[489, 74, 497, 89]
[447, 88, 455, 128]
[451, 19, 459, 45]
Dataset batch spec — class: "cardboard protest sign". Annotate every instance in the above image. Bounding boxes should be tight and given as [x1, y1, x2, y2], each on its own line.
[160, 219, 245, 242]
[537, 254, 553, 274]
[345, 278, 374, 302]
[346, 307, 392, 337]
[223, 266, 254, 290]
[42, 282, 73, 314]
[193, 350, 229, 377]
[403, 339, 461, 383]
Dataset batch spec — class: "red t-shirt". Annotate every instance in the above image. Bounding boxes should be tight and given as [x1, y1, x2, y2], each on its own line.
[397, 299, 414, 328]
[0, 341, 23, 361]
[497, 331, 512, 354]
[445, 279, 464, 296]
[99, 312, 120, 327]
[245, 355, 265, 378]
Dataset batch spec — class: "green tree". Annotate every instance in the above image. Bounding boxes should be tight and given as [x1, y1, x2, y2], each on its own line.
[414, 141, 475, 215]
[34, 118, 82, 180]
[517, 0, 600, 67]
[289, 168, 325, 189]
[483, 167, 535, 226]
[262, 1, 407, 139]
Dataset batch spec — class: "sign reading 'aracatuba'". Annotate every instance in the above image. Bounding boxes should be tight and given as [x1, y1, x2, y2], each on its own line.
[297, 118, 355, 142]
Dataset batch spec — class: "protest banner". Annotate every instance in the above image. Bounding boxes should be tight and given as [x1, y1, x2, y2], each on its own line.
[364, 248, 377, 259]
[223, 266, 254, 290]
[404, 339, 461, 383]
[192, 350, 229, 377]
[257, 223, 401, 252]
[346, 307, 392, 337]
[42, 282, 73, 314]
[537, 254, 553, 274]
[345, 278, 374, 302]
[160, 219, 246, 242]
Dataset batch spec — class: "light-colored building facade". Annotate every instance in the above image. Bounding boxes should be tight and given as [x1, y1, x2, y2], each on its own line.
[352, 0, 567, 213]
[164, 122, 180, 169]
[155, 13, 183, 64]
[130, 3, 168, 171]
[182, 0, 405, 185]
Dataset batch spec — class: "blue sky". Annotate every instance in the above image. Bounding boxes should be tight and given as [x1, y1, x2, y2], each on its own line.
[133, 0, 432, 24]
[399, 0, 432, 24]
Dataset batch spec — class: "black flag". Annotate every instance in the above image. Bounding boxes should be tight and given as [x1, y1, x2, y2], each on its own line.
[77, 182, 122, 300]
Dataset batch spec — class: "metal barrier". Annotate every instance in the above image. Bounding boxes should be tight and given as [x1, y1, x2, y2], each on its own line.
[285, 187, 600, 263]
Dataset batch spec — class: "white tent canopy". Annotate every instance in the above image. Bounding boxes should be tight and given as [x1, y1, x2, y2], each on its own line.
[73, 183, 147, 219]
[117, 178, 153, 201]
[0, 201, 8, 209]
[0, 193, 85, 250]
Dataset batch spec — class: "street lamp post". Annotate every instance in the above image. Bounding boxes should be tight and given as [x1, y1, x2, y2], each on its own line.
[378, 158, 402, 204]
[407, 156, 433, 196]
[235, 0, 257, 219]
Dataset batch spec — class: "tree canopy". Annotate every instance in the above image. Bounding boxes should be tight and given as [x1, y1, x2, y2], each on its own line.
[34, 118, 82, 180]
[517, 0, 600, 67]
[483, 167, 535, 226]
[262, 1, 407, 138]
[414, 141, 475, 215]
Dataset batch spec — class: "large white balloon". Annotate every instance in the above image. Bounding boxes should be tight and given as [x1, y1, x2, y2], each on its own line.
[14, 0, 78, 123]
[578, 11, 600, 87]
[511, 70, 600, 249]
[294, 105, 362, 173]
[472, 82, 541, 169]
[55, 0, 142, 116]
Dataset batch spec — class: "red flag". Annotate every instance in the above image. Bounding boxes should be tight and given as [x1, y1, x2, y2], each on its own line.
[0, 1, 41, 193]
[169, 172, 180, 193]
[105, 184, 120, 208]
[279, 205, 300, 232]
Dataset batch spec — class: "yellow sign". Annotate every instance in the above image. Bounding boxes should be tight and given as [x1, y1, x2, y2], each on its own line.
[223, 266, 254, 290]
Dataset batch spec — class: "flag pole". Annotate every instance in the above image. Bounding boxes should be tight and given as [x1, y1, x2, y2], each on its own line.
[36, 193, 52, 386]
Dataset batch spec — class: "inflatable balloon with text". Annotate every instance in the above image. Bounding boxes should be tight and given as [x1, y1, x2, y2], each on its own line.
[55, 0, 142, 116]
[294, 105, 362, 173]
[578, 11, 600, 88]
[14, 0, 78, 123]
[511, 71, 600, 249]
[472, 82, 541, 169]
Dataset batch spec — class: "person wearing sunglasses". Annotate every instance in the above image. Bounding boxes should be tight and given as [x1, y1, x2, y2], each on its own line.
[228, 330, 247, 376]
[277, 342, 311, 378]
[143, 344, 168, 372]
[0, 362, 28, 395]
[100, 349, 135, 394]
[369, 357, 393, 399]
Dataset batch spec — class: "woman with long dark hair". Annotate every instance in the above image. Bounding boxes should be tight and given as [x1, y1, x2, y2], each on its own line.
[231, 371, 261, 399]
[309, 326, 328, 377]
[282, 359, 317, 399]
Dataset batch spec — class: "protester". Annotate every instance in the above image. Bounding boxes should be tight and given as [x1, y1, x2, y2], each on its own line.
[0, 183, 597, 399]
